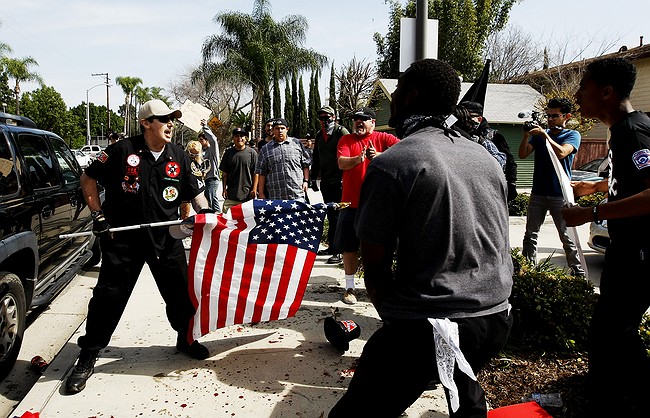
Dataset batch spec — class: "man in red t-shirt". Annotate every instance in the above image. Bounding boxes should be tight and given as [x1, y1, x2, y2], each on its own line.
[336, 107, 399, 304]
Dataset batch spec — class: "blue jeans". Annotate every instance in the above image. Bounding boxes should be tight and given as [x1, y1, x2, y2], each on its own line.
[522, 193, 584, 275]
[204, 177, 221, 212]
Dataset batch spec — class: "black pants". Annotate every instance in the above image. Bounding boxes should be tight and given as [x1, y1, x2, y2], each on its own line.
[329, 310, 512, 418]
[320, 181, 342, 253]
[587, 243, 650, 418]
[78, 232, 196, 351]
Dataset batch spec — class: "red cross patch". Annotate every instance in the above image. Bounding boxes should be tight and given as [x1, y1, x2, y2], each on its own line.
[165, 161, 180, 178]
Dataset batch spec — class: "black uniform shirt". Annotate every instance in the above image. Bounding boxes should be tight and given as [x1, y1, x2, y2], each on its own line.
[86, 134, 202, 252]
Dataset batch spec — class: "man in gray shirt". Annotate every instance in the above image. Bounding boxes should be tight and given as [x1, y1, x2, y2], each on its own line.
[198, 119, 221, 212]
[330, 58, 513, 417]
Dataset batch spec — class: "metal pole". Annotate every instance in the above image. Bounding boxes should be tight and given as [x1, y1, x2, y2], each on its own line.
[415, 0, 428, 61]
[86, 89, 90, 145]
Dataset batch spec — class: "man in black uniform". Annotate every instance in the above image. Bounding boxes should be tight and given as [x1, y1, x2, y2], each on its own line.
[563, 57, 650, 417]
[310, 105, 349, 264]
[461, 100, 518, 202]
[65, 99, 212, 395]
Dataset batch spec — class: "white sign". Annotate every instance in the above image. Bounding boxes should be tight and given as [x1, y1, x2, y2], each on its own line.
[399, 18, 439, 73]
[179, 99, 212, 133]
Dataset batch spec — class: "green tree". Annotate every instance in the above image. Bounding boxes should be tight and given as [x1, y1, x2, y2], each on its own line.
[272, 67, 281, 118]
[308, 70, 323, 137]
[200, 0, 326, 139]
[375, 0, 518, 80]
[20, 85, 67, 133]
[291, 71, 298, 130]
[284, 78, 293, 128]
[329, 63, 338, 118]
[0, 71, 14, 113]
[115, 76, 142, 136]
[58, 111, 86, 148]
[0, 56, 43, 115]
[295, 75, 308, 138]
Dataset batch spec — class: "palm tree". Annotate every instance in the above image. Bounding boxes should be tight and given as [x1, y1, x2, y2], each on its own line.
[115, 76, 142, 136]
[0, 56, 43, 115]
[199, 0, 327, 139]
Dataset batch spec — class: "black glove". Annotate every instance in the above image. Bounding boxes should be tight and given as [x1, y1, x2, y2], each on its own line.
[310, 180, 319, 191]
[198, 208, 216, 214]
[92, 214, 111, 238]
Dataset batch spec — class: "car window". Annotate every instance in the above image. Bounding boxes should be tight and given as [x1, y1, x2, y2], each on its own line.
[18, 133, 60, 189]
[49, 135, 80, 185]
[0, 133, 19, 196]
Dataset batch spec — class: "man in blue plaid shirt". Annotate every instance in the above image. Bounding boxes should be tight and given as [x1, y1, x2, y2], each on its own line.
[255, 118, 311, 201]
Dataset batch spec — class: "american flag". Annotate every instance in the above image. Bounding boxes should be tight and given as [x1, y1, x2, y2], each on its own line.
[187, 199, 330, 340]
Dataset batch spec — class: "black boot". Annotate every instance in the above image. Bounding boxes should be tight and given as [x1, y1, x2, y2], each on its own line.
[65, 349, 99, 394]
[176, 335, 210, 360]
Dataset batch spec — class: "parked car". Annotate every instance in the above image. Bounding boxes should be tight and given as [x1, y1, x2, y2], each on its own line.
[74, 149, 92, 168]
[571, 157, 609, 182]
[79, 144, 103, 158]
[0, 112, 101, 378]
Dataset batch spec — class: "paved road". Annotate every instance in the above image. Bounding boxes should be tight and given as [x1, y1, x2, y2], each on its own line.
[0, 190, 602, 417]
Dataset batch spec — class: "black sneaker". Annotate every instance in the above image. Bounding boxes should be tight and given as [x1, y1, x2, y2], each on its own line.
[327, 254, 342, 264]
[317, 248, 331, 256]
[177, 337, 210, 360]
[65, 349, 99, 394]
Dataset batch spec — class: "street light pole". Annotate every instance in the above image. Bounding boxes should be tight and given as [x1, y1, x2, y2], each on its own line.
[86, 83, 106, 145]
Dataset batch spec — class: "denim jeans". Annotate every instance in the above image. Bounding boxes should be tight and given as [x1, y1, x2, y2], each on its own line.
[522, 193, 584, 275]
[204, 177, 221, 212]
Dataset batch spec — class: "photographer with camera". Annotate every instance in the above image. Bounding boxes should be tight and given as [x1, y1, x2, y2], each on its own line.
[518, 97, 585, 277]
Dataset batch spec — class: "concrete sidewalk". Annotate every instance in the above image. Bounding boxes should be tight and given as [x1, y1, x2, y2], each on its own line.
[10, 191, 601, 417]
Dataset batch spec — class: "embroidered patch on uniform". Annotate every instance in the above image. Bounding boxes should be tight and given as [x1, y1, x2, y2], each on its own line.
[126, 166, 138, 176]
[162, 186, 179, 202]
[633, 149, 650, 170]
[166, 162, 180, 178]
[96, 151, 109, 163]
[127, 154, 140, 167]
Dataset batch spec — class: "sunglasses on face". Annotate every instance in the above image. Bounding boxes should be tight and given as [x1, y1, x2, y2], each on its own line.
[352, 117, 371, 122]
[149, 115, 175, 124]
[546, 113, 564, 119]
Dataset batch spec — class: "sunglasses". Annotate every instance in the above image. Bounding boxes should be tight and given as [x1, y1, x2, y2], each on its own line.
[546, 113, 564, 119]
[149, 115, 175, 123]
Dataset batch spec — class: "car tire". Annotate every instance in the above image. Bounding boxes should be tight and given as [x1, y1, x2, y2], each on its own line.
[0, 272, 26, 379]
[84, 238, 102, 268]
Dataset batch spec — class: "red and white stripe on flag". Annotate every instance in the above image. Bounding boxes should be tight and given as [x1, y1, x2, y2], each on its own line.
[187, 199, 330, 340]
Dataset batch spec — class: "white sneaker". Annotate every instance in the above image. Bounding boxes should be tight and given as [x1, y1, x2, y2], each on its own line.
[342, 288, 357, 305]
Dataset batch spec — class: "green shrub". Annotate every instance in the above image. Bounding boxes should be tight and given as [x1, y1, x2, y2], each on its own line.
[576, 191, 606, 207]
[508, 249, 598, 352]
[509, 192, 529, 216]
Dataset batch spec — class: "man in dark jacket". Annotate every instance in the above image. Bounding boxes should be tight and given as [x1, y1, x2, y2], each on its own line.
[461, 101, 518, 202]
[310, 105, 349, 264]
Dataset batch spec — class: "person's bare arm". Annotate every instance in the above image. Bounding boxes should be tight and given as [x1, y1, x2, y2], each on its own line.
[258, 174, 267, 199]
[190, 192, 210, 213]
[338, 149, 365, 170]
[80, 173, 102, 212]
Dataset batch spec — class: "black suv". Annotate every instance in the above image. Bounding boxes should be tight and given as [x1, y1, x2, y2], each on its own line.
[0, 112, 100, 378]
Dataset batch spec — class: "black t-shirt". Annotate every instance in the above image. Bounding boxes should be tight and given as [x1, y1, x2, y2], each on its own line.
[219, 146, 258, 202]
[85, 135, 202, 252]
[607, 111, 650, 246]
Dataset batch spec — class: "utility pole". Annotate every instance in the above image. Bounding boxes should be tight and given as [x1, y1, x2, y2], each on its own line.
[92, 73, 110, 132]
[416, 0, 428, 61]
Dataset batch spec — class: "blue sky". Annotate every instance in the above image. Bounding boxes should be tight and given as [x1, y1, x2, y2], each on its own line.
[1, 0, 647, 110]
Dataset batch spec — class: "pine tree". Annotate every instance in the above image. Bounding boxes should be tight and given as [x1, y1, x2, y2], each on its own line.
[312, 69, 322, 137]
[296, 75, 308, 138]
[272, 66, 281, 118]
[284, 78, 294, 130]
[329, 63, 337, 119]
[291, 71, 298, 130]
[308, 72, 315, 137]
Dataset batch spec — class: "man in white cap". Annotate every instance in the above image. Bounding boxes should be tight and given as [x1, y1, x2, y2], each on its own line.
[65, 99, 212, 395]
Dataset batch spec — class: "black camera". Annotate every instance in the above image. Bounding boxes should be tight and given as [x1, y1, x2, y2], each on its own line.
[518, 111, 543, 132]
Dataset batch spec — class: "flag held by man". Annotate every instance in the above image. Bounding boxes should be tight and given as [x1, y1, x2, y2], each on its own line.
[187, 199, 330, 340]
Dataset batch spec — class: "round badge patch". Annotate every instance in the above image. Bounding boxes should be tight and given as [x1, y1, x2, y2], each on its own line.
[127, 154, 140, 167]
[166, 161, 180, 178]
[162, 186, 179, 202]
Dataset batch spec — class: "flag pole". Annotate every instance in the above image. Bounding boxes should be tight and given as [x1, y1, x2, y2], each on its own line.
[59, 219, 185, 239]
